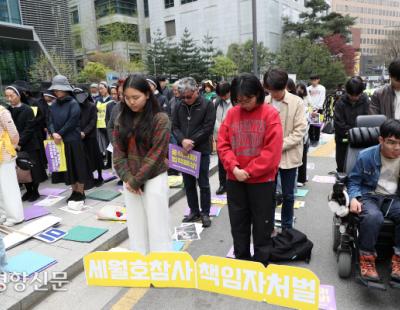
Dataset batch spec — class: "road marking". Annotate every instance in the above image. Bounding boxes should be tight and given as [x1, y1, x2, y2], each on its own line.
[111, 288, 148, 310]
[310, 138, 336, 158]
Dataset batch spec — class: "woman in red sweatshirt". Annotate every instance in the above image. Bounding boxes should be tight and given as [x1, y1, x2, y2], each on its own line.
[217, 73, 283, 263]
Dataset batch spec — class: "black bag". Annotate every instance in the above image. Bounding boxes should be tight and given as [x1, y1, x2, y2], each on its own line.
[16, 151, 34, 171]
[269, 228, 313, 263]
[322, 119, 334, 134]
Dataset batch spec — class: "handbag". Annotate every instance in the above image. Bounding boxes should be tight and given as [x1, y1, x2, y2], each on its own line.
[16, 166, 32, 183]
[322, 119, 334, 134]
[15, 151, 34, 183]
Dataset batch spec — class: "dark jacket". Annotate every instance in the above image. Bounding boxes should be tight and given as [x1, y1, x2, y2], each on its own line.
[105, 99, 117, 127]
[334, 93, 370, 141]
[48, 96, 81, 143]
[162, 87, 173, 101]
[9, 103, 40, 152]
[172, 95, 216, 154]
[107, 102, 121, 143]
[169, 97, 181, 119]
[80, 100, 98, 140]
[155, 92, 170, 115]
[369, 84, 396, 118]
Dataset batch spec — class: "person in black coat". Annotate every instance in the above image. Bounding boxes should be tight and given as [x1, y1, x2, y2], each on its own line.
[74, 88, 104, 187]
[334, 76, 370, 172]
[48, 75, 93, 202]
[5, 85, 47, 202]
[146, 76, 170, 114]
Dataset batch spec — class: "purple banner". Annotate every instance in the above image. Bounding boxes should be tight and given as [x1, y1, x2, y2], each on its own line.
[168, 144, 201, 178]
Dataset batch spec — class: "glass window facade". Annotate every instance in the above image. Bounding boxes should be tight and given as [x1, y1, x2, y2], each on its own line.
[95, 0, 137, 18]
[0, 0, 22, 24]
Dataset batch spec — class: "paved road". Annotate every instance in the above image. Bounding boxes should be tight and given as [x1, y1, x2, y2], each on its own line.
[32, 141, 400, 310]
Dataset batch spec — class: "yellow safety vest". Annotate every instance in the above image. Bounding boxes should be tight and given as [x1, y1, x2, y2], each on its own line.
[96, 100, 113, 129]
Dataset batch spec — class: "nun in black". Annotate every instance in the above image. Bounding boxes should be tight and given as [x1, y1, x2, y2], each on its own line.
[74, 88, 104, 187]
[4, 85, 47, 202]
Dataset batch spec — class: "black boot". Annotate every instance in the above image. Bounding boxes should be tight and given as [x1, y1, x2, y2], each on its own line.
[216, 185, 226, 195]
[28, 183, 40, 202]
[22, 183, 33, 201]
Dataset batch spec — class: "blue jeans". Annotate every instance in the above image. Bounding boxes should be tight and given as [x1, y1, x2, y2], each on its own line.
[359, 194, 400, 254]
[278, 168, 297, 229]
[182, 154, 211, 216]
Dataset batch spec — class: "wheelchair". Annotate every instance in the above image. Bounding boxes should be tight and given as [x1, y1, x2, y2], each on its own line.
[329, 115, 399, 290]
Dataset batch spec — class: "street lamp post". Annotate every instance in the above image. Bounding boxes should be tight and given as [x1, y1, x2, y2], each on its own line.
[252, 0, 258, 77]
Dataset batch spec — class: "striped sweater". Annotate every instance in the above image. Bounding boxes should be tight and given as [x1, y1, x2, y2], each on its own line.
[113, 112, 170, 190]
[0, 106, 19, 162]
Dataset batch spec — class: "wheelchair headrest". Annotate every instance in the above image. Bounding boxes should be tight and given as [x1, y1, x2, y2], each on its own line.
[349, 127, 380, 148]
[356, 115, 386, 128]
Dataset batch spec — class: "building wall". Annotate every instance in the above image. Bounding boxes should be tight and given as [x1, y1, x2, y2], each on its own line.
[332, 0, 400, 74]
[147, 0, 305, 53]
[19, 0, 75, 67]
[69, 0, 148, 64]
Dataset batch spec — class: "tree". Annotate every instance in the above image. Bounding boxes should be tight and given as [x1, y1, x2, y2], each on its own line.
[276, 38, 347, 90]
[29, 52, 76, 86]
[323, 34, 356, 76]
[77, 62, 109, 83]
[283, 0, 355, 41]
[177, 28, 202, 77]
[210, 56, 237, 80]
[380, 29, 400, 64]
[227, 40, 275, 74]
[146, 29, 169, 76]
[200, 33, 217, 77]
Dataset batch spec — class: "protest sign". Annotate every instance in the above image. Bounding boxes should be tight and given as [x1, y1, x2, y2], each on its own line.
[44, 140, 67, 173]
[168, 144, 201, 178]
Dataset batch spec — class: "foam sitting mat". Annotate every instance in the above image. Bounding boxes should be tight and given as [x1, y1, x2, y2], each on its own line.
[86, 189, 121, 201]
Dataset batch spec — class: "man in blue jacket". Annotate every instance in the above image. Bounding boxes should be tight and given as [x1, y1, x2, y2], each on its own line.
[348, 119, 400, 282]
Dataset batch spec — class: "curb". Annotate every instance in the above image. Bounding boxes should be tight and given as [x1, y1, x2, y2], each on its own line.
[10, 161, 219, 310]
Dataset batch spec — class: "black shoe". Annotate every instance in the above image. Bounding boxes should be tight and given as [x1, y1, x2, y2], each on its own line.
[67, 191, 79, 202]
[22, 191, 32, 201]
[28, 192, 40, 202]
[216, 186, 226, 195]
[117, 180, 123, 186]
[201, 214, 211, 228]
[73, 192, 86, 202]
[94, 178, 104, 187]
[182, 212, 201, 223]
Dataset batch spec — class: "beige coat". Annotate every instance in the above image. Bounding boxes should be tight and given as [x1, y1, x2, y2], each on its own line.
[266, 91, 307, 169]
[0, 106, 19, 163]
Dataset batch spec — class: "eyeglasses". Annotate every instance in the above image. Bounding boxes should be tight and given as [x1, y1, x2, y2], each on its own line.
[181, 92, 196, 100]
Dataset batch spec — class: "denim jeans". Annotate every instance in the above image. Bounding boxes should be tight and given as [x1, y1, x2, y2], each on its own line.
[278, 168, 297, 229]
[359, 194, 400, 254]
[182, 154, 211, 215]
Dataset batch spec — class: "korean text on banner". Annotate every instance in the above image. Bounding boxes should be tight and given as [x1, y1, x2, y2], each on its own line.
[168, 144, 201, 178]
[84, 252, 320, 310]
[44, 140, 67, 173]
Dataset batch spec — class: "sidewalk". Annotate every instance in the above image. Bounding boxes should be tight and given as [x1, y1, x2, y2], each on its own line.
[1, 155, 218, 310]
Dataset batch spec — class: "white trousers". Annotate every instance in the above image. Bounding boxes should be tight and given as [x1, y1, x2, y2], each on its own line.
[124, 172, 171, 254]
[0, 160, 24, 223]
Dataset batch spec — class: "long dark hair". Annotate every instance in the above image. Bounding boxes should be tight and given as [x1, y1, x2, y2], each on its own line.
[116, 74, 161, 148]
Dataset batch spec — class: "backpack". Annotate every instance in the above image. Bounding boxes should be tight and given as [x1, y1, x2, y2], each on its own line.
[269, 228, 314, 263]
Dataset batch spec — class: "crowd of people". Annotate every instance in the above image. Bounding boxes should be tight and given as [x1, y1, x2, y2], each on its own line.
[0, 59, 400, 277]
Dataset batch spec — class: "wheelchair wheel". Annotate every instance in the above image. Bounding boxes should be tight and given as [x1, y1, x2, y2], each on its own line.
[332, 216, 340, 252]
[338, 252, 352, 278]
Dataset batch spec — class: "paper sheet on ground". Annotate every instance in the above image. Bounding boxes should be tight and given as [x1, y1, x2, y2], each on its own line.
[276, 201, 305, 209]
[174, 223, 200, 241]
[24, 205, 50, 221]
[33, 195, 65, 207]
[211, 194, 227, 205]
[4, 250, 57, 277]
[312, 175, 336, 184]
[39, 188, 67, 196]
[295, 189, 309, 197]
[63, 225, 108, 243]
[184, 206, 221, 217]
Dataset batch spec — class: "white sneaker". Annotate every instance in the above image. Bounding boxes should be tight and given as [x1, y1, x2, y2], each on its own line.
[3, 220, 17, 227]
[297, 182, 304, 187]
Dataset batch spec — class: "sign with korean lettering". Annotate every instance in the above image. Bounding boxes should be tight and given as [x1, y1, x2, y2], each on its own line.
[84, 252, 320, 310]
[168, 144, 201, 178]
[44, 140, 67, 173]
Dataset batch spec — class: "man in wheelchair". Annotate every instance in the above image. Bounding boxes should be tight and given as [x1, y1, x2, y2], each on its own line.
[348, 119, 400, 283]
